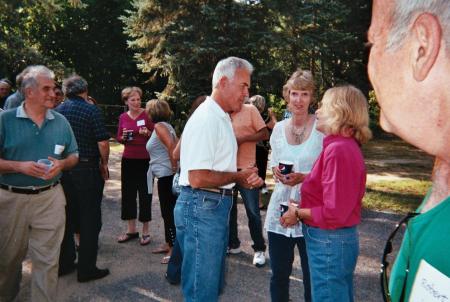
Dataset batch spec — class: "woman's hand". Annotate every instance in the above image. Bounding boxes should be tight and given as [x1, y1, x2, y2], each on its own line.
[272, 166, 284, 183]
[280, 201, 299, 228]
[281, 172, 306, 186]
[139, 126, 150, 136]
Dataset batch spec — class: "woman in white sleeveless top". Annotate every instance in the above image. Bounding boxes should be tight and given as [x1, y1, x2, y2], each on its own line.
[264, 69, 324, 302]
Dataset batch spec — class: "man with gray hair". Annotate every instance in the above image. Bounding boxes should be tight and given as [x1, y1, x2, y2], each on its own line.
[368, 1, 450, 301]
[56, 75, 110, 282]
[175, 56, 264, 301]
[0, 65, 78, 301]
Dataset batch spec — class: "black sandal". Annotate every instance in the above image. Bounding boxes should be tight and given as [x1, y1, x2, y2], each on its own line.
[117, 232, 139, 243]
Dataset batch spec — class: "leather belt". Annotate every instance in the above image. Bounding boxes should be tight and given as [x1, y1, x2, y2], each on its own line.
[0, 181, 60, 195]
[198, 187, 234, 196]
[78, 157, 99, 163]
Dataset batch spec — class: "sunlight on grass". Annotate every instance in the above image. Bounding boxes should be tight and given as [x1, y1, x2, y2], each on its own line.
[364, 179, 431, 213]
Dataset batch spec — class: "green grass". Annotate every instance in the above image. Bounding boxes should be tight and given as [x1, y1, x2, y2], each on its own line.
[364, 179, 432, 213]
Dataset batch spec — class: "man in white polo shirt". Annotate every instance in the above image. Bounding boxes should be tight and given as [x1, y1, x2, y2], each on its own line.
[176, 57, 263, 301]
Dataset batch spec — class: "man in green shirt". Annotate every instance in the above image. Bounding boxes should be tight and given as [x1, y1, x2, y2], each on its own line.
[0, 65, 78, 302]
[368, 1, 450, 301]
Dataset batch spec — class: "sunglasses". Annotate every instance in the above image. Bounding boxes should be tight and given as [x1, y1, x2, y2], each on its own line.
[380, 212, 419, 302]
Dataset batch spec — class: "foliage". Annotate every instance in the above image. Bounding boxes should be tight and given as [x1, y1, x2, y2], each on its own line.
[123, 0, 372, 129]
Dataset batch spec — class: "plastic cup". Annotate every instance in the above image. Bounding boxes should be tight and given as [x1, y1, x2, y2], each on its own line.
[279, 160, 294, 175]
[37, 158, 53, 172]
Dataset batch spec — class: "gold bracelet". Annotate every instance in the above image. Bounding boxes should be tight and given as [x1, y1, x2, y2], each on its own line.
[295, 208, 301, 222]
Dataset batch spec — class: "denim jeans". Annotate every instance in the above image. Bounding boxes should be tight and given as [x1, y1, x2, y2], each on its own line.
[268, 232, 311, 302]
[174, 186, 232, 302]
[228, 185, 266, 251]
[303, 225, 359, 302]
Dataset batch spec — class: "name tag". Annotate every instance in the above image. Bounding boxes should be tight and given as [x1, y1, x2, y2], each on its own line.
[54, 144, 65, 155]
[137, 119, 145, 127]
[410, 259, 450, 302]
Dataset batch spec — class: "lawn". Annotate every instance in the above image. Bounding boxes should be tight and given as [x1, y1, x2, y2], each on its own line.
[111, 136, 434, 214]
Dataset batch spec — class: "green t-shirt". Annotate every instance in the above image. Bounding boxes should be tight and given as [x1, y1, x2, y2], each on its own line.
[0, 105, 78, 187]
[389, 193, 450, 301]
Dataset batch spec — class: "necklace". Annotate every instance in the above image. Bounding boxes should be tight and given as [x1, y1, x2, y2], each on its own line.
[290, 121, 307, 144]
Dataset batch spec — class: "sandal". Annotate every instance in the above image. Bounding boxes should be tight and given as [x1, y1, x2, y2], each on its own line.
[161, 255, 171, 264]
[140, 234, 151, 246]
[117, 232, 139, 243]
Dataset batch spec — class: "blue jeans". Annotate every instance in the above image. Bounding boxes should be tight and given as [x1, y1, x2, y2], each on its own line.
[268, 232, 311, 302]
[174, 186, 232, 302]
[228, 185, 266, 251]
[303, 225, 359, 302]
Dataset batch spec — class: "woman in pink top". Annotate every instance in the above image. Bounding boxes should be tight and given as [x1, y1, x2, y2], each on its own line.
[117, 87, 154, 246]
[281, 85, 372, 302]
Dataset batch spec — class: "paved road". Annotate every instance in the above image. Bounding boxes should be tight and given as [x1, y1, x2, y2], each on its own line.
[17, 149, 402, 301]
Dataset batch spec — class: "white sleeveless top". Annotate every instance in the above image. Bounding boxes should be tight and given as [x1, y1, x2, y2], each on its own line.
[264, 118, 324, 237]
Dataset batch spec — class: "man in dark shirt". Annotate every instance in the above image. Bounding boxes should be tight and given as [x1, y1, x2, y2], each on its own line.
[56, 75, 111, 282]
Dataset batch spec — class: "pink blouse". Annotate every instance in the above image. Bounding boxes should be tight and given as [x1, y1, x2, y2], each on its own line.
[116, 111, 154, 159]
[301, 135, 366, 229]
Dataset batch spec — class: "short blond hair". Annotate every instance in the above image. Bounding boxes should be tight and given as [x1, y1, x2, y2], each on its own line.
[283, 69, 315, 103]
[320, 85, 372, 144]
[121, 86, 142, 103]
[146, 99, 172, 123]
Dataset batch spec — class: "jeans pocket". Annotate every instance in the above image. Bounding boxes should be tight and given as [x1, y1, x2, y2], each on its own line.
[306, 227, 330, 244]
[200, 195, 222, 210]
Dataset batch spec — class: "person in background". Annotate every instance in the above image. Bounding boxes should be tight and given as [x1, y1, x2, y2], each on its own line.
[368, 1, 450, 301]
[248, 95, 277, 208]
[264, 69, 322, 302]
[175, 57, 263, 301]
[228, 99, 269, 267]
[117, 86, 154, 246]
[146, 99, 178, 264]
[53, 83, 65, 107]
[0, 65, 78, 301]
[4, 68, 30, 110]
[0, 79, 12, 109]
[57, 75, 110, 282]
[282, 85, 372, 301]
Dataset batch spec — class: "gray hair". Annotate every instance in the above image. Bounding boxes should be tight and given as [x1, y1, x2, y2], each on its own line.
[212, 56, 254, 89]
[16, 66, 32, 87]
[387, 0, 450, 51]
[249, 95, 266, 113]
[21, 65, 55, 94]
[63, 75, 88, 98]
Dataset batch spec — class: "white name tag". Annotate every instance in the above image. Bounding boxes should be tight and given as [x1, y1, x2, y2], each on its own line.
[137, 119, 145, 127]
[54, 144, 65, 155]
[410, 259, 450, 302]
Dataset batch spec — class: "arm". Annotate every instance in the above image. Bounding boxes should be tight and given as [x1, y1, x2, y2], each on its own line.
[44, 154, 79, 180]
[236, 127, 269, 145]
[266, 108, 277, 130]
[0, 158, 48, 178]
[155, 123, 178, 171]
[188, 167, 263, 189]
[173, 138, 181, 162]
[97, 140, 110, 180]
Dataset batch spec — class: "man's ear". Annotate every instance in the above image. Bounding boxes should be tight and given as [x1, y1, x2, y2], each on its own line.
[411, 13, 442, 81]
[218, 76, 228, 88]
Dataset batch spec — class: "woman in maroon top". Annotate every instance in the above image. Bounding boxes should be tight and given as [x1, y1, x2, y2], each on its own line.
[117, 87, 154, 246]
[281, 85, 372, 302]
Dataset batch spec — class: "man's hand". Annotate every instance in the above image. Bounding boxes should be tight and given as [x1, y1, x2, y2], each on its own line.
[237, 167, 263, 189]
[41, 156, 64, 180]
[17, 161, 48, 178]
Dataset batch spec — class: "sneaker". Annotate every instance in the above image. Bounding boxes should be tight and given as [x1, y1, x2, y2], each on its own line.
[227, 246, 242, 255]
[253, 251, 266, 267]
[261, 187, 269, 194]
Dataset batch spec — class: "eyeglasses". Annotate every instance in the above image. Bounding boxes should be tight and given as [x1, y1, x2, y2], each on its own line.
[380, 212, 419, 302]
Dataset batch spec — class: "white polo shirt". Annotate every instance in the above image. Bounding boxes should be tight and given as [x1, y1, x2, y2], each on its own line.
[179, 96, 237, 189]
